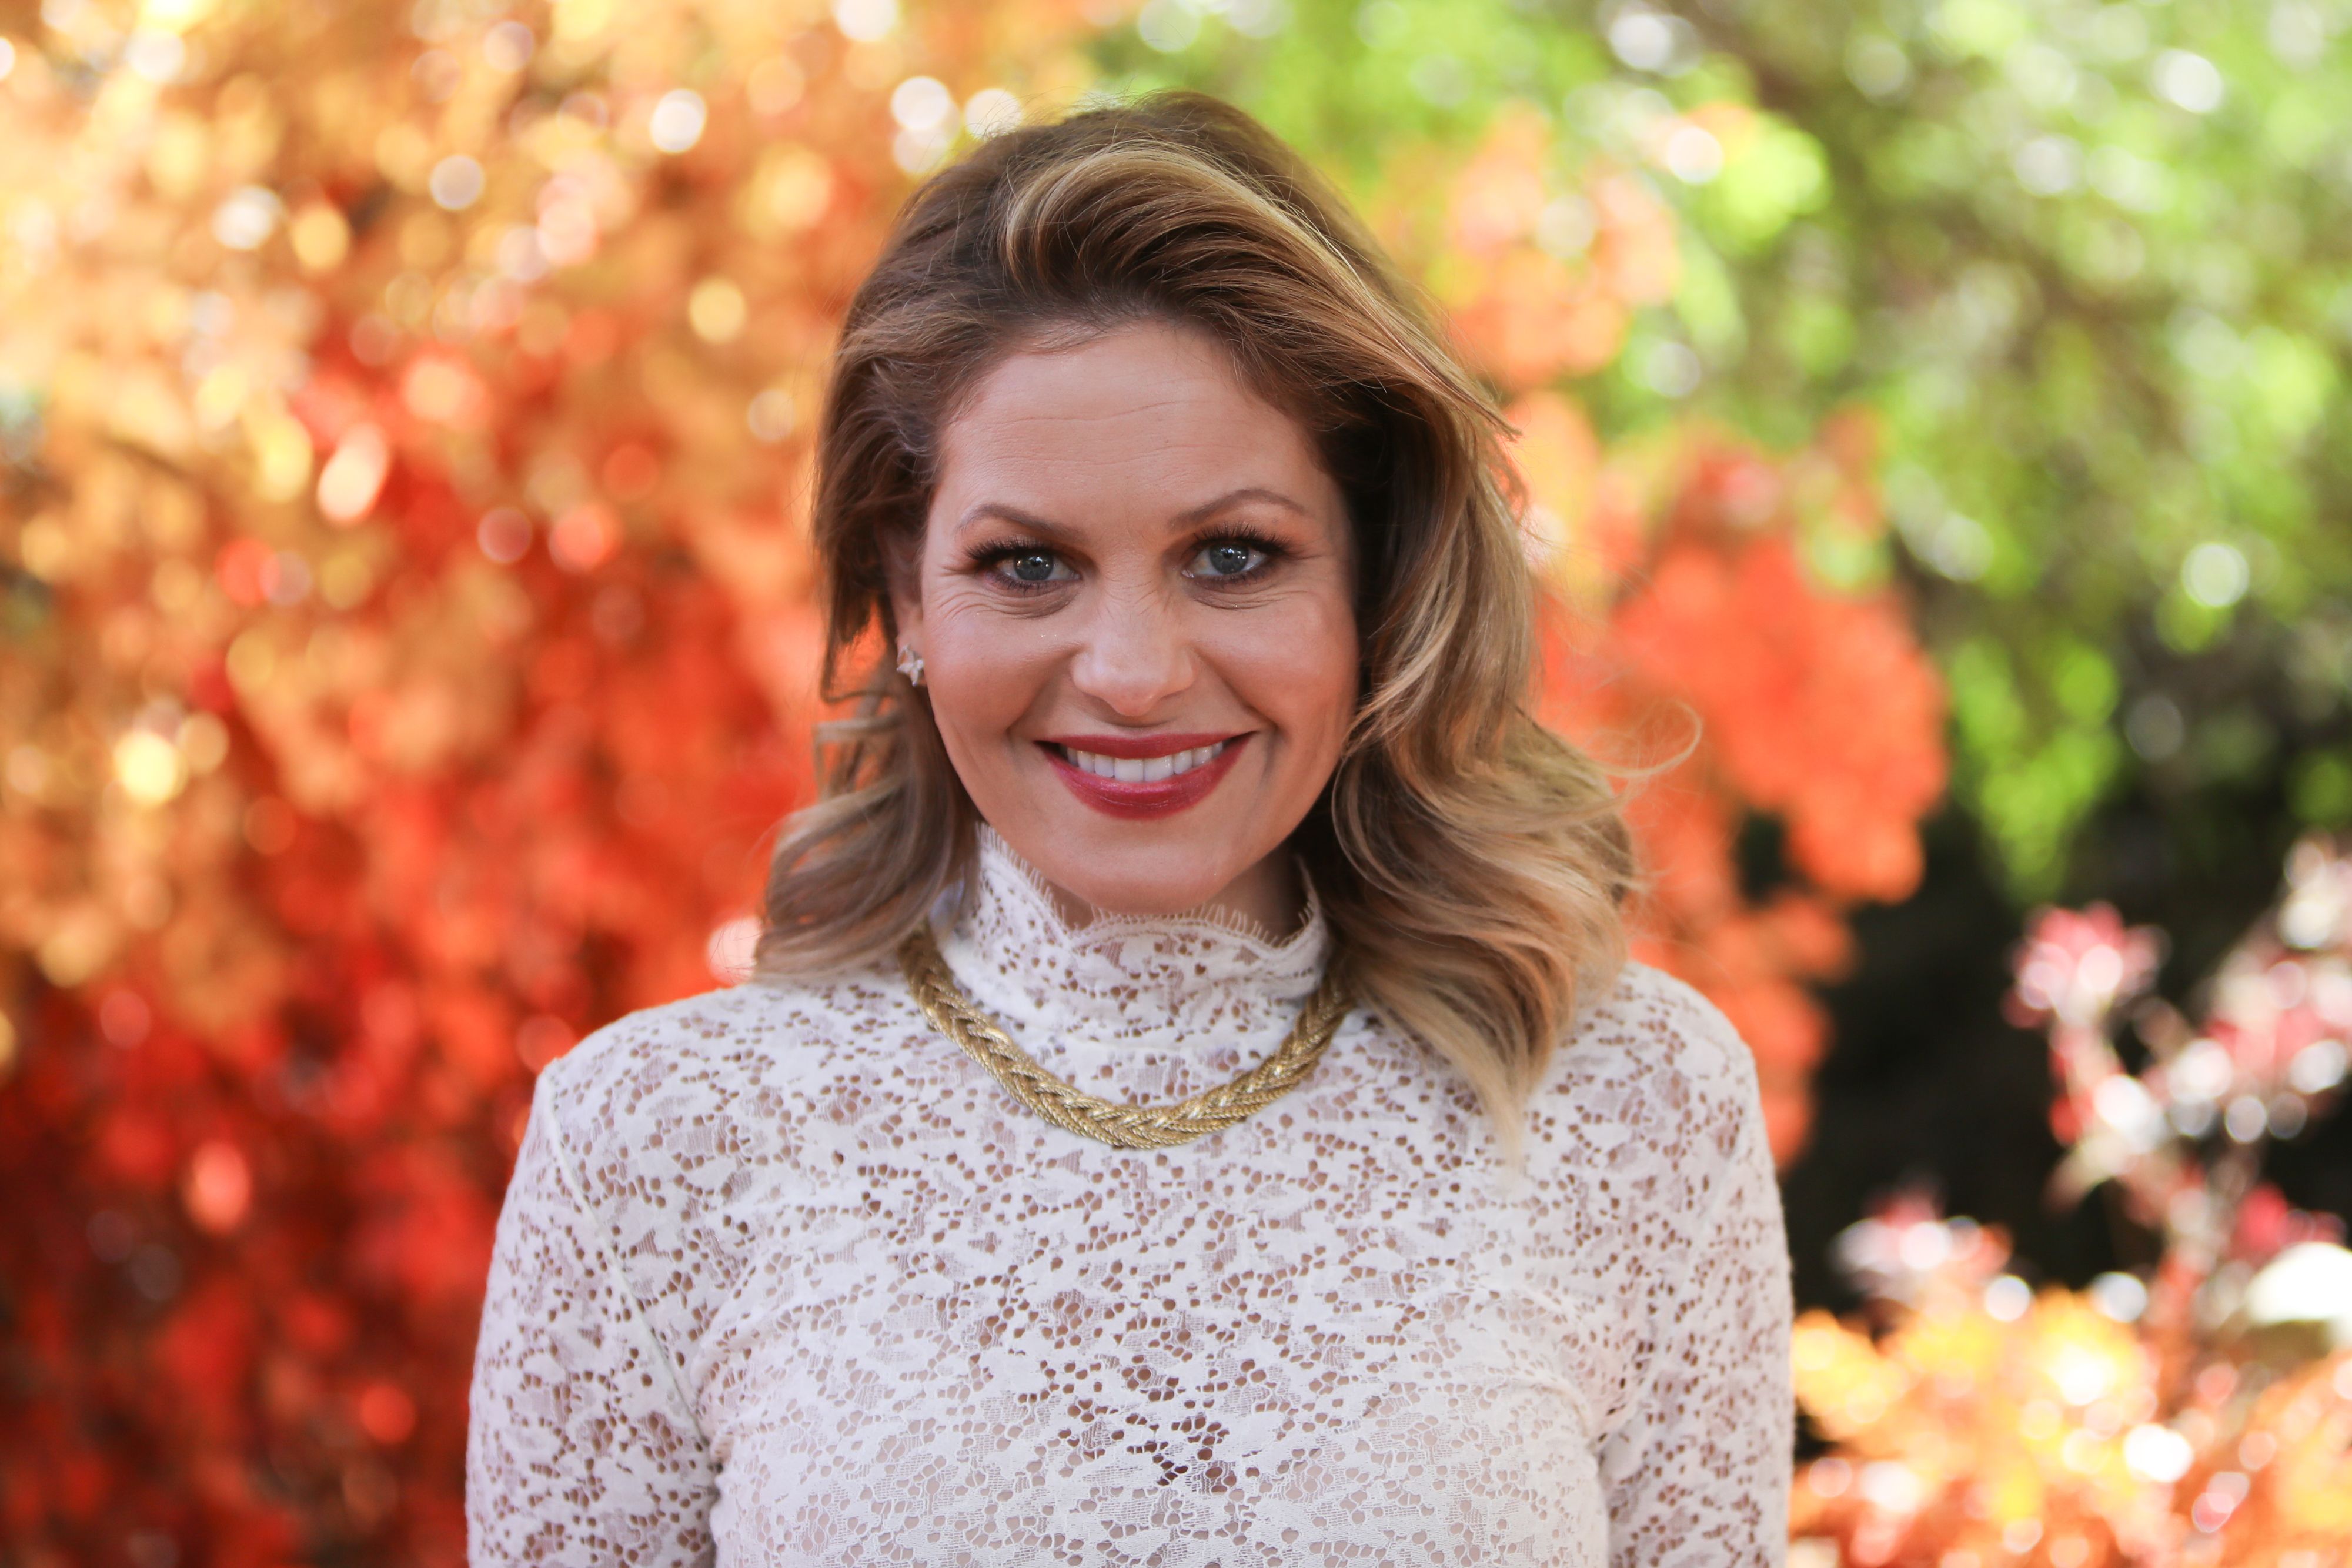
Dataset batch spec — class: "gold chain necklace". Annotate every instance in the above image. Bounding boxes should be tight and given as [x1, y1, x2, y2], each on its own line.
[897, 924, 1352, 1149]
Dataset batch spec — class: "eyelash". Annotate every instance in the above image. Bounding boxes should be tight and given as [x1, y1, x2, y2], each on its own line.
[965, 529, 1289, 593]
[1187, 527, 1286, 583]
[965, 537, 1068, 594]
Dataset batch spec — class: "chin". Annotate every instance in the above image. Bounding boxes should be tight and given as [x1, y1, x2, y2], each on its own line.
[1025, 835, 1245, 921]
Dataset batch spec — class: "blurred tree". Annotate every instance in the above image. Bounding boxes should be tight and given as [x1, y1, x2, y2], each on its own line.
[1789, 838, 2352, 1565]
[1119, 0, 2352, 901]
[0, 0, 1946, 1559]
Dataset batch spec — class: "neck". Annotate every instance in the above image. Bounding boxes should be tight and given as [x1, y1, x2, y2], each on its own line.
[1040, 847, 1307, 941]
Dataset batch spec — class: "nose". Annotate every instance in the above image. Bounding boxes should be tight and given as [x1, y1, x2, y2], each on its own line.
[1066, 589, 1196, 718]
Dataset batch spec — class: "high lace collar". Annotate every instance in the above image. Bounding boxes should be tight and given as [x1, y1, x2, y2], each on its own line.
[930, 827, 1331, 1090]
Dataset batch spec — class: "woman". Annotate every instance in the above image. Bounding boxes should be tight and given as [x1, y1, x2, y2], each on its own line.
[468, 92, 1790, 1565]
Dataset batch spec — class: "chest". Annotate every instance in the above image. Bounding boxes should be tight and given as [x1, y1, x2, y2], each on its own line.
[681, 1122, 1636, 1566]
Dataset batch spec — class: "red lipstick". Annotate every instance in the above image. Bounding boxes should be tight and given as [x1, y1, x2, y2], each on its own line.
[1040, 733, 1249, 820]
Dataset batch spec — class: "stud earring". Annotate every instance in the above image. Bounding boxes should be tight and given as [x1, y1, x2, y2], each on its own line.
[895, 641, 926, 687]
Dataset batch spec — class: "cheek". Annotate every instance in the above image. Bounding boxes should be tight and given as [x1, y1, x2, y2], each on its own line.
[1211, 596, 1358, 756]
[918, 602, 1053, 749]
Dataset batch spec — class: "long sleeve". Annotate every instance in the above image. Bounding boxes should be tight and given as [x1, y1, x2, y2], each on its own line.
[467, 1067, 717, 1566]
[1598, 1059, 1793, 1566]
[453, 912, 1794, 1563]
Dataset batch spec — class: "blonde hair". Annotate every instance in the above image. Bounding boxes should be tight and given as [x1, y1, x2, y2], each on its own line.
[756, 92, 1633, 1140]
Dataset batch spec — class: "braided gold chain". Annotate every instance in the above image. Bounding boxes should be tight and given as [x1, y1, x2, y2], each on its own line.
[896, 924, 1352, 1149]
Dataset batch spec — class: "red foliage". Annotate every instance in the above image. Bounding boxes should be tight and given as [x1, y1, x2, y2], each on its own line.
[1538, 430, 1947, 1160]
[0, 12, 1946, 1560]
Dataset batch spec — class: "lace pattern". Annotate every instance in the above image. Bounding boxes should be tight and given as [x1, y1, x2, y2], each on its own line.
[467, 831, 1792, 1565]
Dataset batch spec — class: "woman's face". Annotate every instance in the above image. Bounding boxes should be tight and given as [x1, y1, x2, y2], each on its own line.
[894, 319, 1358, 931]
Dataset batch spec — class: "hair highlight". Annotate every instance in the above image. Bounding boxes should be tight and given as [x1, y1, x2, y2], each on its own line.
[756, 92, 1635, 1151]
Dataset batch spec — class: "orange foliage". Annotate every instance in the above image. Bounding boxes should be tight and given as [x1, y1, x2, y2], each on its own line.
[0, 3, 1945, 1559]
[1794, 1248, 2352, 1567]
[1418, 108, 1676, 390]
[1790, 848, 2352, 1567]
[1533, 431, 1947, 1161]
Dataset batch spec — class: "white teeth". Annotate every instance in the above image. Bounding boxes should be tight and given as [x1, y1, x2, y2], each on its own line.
[1059, 740, 1228, 782]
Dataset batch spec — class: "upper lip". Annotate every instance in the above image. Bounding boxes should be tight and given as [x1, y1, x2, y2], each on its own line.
[1041, 731, 1242, 760]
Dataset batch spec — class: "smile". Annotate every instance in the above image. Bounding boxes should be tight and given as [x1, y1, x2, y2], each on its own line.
[1051, 740, 1229, 782]
[1038, 733, 1250, 820]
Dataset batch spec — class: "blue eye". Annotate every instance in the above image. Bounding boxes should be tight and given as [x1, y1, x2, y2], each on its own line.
[1195, 541, 1265, 578]
[988, 549, 1075, 588]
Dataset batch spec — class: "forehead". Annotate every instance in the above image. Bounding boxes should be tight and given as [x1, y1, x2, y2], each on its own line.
[934, 320, 1329, 504]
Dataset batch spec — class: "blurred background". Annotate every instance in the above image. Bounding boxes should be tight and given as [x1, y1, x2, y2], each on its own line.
[2, 0, 2349, 1562]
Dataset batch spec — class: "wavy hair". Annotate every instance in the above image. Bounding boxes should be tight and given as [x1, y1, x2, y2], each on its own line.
[754, 91, 1634, 1140]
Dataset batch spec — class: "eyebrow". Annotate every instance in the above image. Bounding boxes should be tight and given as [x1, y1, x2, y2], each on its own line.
[952, 502, 1078, 540]
[953, 486, 1311, 538]
[1173, 486, 1312, 527]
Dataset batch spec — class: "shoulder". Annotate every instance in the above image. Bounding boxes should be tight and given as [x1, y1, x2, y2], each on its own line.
[1523, 960, 1765, 1196]
[1559, 960, 1759, 1105]
[530, 960, 913, 1168]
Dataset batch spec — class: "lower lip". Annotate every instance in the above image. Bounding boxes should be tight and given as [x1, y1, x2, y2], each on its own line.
[1043, 738, 1248, 820]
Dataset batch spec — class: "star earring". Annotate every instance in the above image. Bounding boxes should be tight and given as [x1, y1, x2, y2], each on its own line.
[895, 641, 926, 687]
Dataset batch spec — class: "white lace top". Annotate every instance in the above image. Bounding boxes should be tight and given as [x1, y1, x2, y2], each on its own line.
[467, 831, 1791, 1566]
